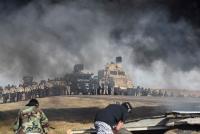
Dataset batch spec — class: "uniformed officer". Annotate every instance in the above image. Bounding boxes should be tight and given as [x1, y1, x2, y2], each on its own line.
[13, 99, 49, 134]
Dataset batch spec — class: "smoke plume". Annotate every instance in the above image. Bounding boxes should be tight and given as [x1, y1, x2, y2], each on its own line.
[0, 0, 200, 90]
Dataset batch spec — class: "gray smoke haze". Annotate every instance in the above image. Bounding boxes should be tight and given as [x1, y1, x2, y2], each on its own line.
[0, 0, 200, 90]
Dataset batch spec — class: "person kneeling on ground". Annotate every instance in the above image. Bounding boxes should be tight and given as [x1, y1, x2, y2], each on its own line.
[94, 102, 133, 134]
[13, 99, 49, 134]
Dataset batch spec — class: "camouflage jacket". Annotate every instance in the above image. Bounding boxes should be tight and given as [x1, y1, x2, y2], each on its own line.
[13, 106, 49, 134]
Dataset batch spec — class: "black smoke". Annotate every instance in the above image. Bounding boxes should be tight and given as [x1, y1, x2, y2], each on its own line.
[0, 0, 199, 89]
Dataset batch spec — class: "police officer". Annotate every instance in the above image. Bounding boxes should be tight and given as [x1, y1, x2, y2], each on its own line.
[13, 99, 49, 134]
[94, 102, 133, 134]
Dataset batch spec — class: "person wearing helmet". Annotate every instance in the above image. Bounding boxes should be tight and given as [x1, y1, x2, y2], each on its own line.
[94, 102, 133, 134]
[13, 99, 49, 134]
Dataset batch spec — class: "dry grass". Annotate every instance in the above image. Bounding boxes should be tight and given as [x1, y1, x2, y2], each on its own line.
[1, 95, 200, 133]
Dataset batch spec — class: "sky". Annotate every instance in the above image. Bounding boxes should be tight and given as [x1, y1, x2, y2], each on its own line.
[0, 0, 200, 90]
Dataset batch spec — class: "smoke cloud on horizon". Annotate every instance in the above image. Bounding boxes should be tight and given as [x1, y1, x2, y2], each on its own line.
[0, 0, 200, 90]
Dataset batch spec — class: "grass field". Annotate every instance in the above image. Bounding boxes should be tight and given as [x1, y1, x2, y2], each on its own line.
[1, 95, 200, 134]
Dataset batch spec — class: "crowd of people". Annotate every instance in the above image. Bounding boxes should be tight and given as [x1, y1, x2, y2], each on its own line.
[0, 81, 179, 104]
[0, 79, 71, 103]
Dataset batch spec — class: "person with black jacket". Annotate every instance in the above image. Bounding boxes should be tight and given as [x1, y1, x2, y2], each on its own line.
[94, 102, 133, 134]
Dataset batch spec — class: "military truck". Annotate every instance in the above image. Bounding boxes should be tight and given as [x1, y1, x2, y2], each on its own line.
[64, 64, 94, 95]
[23, 76, 33, 86]
[98, 57, 133, 95]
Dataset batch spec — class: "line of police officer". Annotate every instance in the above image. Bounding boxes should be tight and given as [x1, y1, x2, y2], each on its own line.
[0, 80, 71, 103]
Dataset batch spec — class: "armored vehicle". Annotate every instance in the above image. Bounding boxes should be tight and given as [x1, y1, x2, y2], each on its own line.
[64, 64, 94, 95]
[23, 76, 33, 86]
[98, 57, 133, 95]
